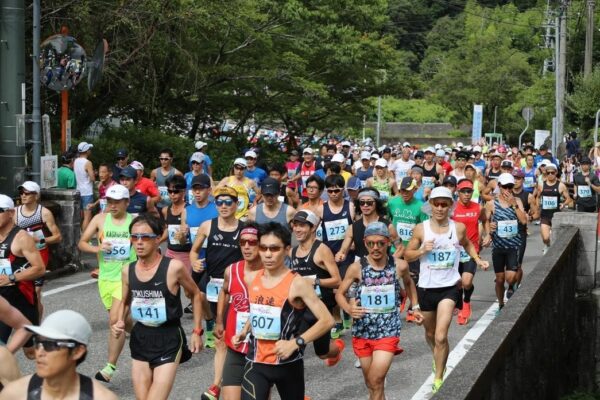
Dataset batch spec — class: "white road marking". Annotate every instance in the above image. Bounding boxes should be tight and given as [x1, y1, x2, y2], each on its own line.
[43, 279, 97, 297]
[410, 302, 499, 400]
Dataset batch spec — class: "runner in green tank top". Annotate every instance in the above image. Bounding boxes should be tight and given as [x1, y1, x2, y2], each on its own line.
[365, 159, 397, 204]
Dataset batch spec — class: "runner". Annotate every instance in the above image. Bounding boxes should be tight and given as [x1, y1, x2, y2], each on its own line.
[290, 210, 344, 366]
[450, 151, 469, 181]
[365, 159, 396, 203]
[244, 150, 268, 187]
[404, 187, 489, 393]
[247, 178, 296, 230]
[217, 158, 259, 220]
[336, 221, 421, 400]
[411, 165, 429, 202]
[0, 310, 118, 400]
[74, 142, 95, 232]
[573, 157, 600, 212]
[301, 175, 325, 241]
[295, 148, 318, 202]
[112, 214, 203, 400]
[483, 173, 528, 313]
[87, 164, 116, 214]
[120, 166, 157, 218]
[131, 161, 161, 205]
[78, 184, 136, 382]
[436, 149, 453, 176]
[356, 152, 374, 187]
[112, 148, 129, 182]
[56, 151, 76, 189]
[451, 179, 487, 325]
[522, 154, 537, 194]
[422, 147, 444, 190]
[184, 152, 208, 204]
[214, 222, 263, 400]
[511, 169, 537, 293]
[0, 194, 45, 358]
[484, 152, 503, 183]
[535, 163, 572, 254]
[285, 151, 301, 207]
[162, 175, 192, 273]
[151, 148, 183, 211]
[0, 296, 32, 353]
[232, 222, 335, 400]
[390, 145, 414, 183]
[15, 181, 62, 319]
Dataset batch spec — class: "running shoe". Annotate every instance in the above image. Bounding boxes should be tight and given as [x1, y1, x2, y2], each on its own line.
[330, 323, 343, 339]
[200, 384, 220, 400]
[204, 330, 216, 349]
[432, 378, 444, 394]
[405, 310, 415, 323]
[399, 291, 407, 313]
[90, 268, 99, 279]
[495, 304, 504, 316]
[534, 220, 540, 225]
[457, 302, 471, 325]
[325, 339, 345, 366]
[94, 363, 116, 382]
[354, 358, 361, 368]
[506, 287, 514, 299]
[542, 244, 549, 255]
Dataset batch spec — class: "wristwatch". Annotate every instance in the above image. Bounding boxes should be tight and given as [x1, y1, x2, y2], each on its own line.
[192, 327, 204, 336]
[8, 274, 16, 283]
[295, 336, 306, 349]
[39, 238, 45, 245]
[314, 277, 320, 287]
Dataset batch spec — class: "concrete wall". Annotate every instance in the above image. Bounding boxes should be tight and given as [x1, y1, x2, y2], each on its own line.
[365, 122, 471, 146]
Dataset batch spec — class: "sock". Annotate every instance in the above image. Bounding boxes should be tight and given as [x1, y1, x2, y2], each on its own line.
[205, 319, 215, 332]
[342, 311, 351, 321]
[463, 285, 474, 303]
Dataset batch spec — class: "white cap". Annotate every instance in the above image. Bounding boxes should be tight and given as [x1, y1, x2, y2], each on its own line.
[370, 153, 380, 160]
[473, 145, 482, 152]
[402, 142, 411, 148]
[190, 152, 205, 164]
[424, 147, 435, 153]
[539, 159, 549, 167]
[331, 153, 345, 163]
[429, 187, 454, 200]
[77, 142, 93, 152]
[375, 158, 388, 168]
[195, 141, 208, 150]
[292, 209, 320, 227]
[303, 148, 314, 155]
[341, 140, 351, 147]
[234, 158, 248, 167]
[457, 142, 464, 148]
[105, 184, 130, 200]
[545, 163, 558, 171]
[26, 310, 92, 346]
[244, 150, 257, 159]
[444, 147, 452, 153]
[360, 151, 371, 160]
[435, 149, 445, 157]
[18, 181, 40, 194]
[498, 173, 515, 186]
[130, 161, 144, 171]
[434, 144, 442, 150]
[0, 195, 15, 210]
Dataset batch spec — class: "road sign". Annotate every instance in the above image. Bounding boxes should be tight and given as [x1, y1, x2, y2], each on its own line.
[522, 107, 534, 122]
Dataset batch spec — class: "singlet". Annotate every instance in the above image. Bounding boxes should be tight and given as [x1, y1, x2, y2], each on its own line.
[321, 200, 352, 255]
[540, 180, 561, 219]
[573, 173, 598, 210]
[422, 162, 439, 189]
[74, 158, 93, 196]
[371, 178, 392, 202]
[391, 159, 414, 182]
[16, 205, 50, 251]
[225, 260, 252, 354]
[285, 161, 301, 189]
[300, 162, 317, 197]
[290, 240, 334, 308]
[418, 220, 461, 288]
[205, 218, 243, 280]
[486, 168, 501, 182]
[450, 169, 466, 181]
[356, 167, 373, 187]
[414, 184, 426, 202]
[352, 217, 388, 257]
[246, 270, 304, 365]
[166, 206, 191, 252]
[128, 257, 182, 327]
[255, 203, 289, 231]
[226, 177, 252, 219]
[522, 167, 536, 193]
[0, 227, 34, 305]
[127, 192, 148, 217]
[27, 373, 93, 400]
[352, 257, 401, 339]
[155, 167, 178, 208]
[99, 214, 136, 281]
[491, 199, 521, 249]
[452, 201, 481, 262]
[513, 189, 530, 235]
[186, 201, 218, 261]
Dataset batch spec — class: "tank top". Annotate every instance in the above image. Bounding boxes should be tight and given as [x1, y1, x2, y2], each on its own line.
[74, 158, 93, 196]
[371, 178, 392, 202]
[154, 167, 177, 208]
[290, 240, 334, 308]
[418, 220, 461, 288]
[422, 163, 438, 189]
[522, 167, 536, 193]
[16, 205, 50, 251]
[486, 168, 501, 182]
[451, 169, 466, 181]
[472, 179, 481, 203]
[205, 218, 243, 302]
[491, 199, 521, 249]
[285, 161, 300, 189]
[186, 201, 219, 260]
[0, 227, 34, 305]
[513, 189, 530, 236]
[246, 270, 304, 365]
[352, 257, 401, 339]
[356, 167, 373, 187]
[128, 257, 182, 327]
[226, 177, 252, 219]
[166, 206, 191, 252]
[127, 192, 148, 217]
[452, 201, 480, 263]
[321, 200, 352, 254]
[540, 180, 560, 218]
[414, 184, 426, 202]
[300, 162, 317, 197]
[27, 373, 93, 400]
[255, 203, 289, 231]
[352, 216, 388, 258]
[225, 260, 252, 354]
[99, 214, 136, 281]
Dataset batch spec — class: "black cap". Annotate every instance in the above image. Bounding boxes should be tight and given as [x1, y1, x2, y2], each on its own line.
[116, 149, 128, 158]
[120, 166, 137, 179]
[539, 144, 548, 151]
[399, 177, 417, 190]
[415, 151, 424, 159]
[191, 174, 211, 188]
[261, 177, 280, 195]
[442, 175, 457, 186]
[501, 160, 513, 168]
[383, 147, 392, 153]
[581, 156, 592, 164]
[456, 151, 470, 160]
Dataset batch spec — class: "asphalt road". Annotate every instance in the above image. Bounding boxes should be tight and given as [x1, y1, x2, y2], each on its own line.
[12, 225, 546, 400]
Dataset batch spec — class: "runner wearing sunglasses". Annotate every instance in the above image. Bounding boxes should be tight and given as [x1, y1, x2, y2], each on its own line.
[161, 175, 192, 274]
[217, 158, 259, 220]
[79, 184, 136, 382]
[151, 148, 183, 212]
[336, 221, 420, 400]
[0, 310, 118, 400]
[404, 187, 489, 394]
[112, 214, 202, 400]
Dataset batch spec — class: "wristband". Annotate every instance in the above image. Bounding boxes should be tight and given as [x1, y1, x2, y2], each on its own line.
[192, 327, 204, 336]
[412, 304, 421, 311]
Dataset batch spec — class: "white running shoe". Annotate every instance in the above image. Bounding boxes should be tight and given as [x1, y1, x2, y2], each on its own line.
[354, 359, 361, 368]
[542, 244, 549, 255]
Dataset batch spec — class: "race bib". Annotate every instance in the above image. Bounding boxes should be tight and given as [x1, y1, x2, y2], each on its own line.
[100, 198, 108, 213]
[249, 303, 282, 340]
[167, 224, 186, 245]
[497, 220, 518, 238]
[316, 225, 323, 241]
[104, 238, 131, 261]
[459, 249, 470, 263]
[578, 186, 592, 198]
[28, 229, 46, 249]
[237, 198, 247, 212]
[524, 176, 535, 188]
[360, 285, 395, 313]
[306, 274, 322, 298]
[158, 186, 170, 203]
[427, 248, 456, 270]
[542, 196, 558, 210]
[236, 311, 250, 335]
[131, 297, 167, 327]
[190, 227, 199, 244]
[288, 169, 295, 179]
[324, 219, 348, 241]
[187, 190, 194, 205]
[206, 278, 224, 302]
[396, 170, 408, 179]
[396, 222, 415, 242]
[422, 176, 435, 189]
[0, 259, 12, 276]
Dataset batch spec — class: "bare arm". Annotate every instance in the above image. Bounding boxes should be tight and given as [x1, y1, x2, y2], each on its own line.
[403, 224, 427, 262]
[215, 266, 231, 339]
[335, 262, 361, 317]
[175, 260, 203, 352]
[335, 224, 354, 262]
[189, 220, 210, 272]
[78, 214, 104, 255]
[41, 208, 62, 245]
[0, 297, 32, 353]
[314, 244, 341, 289]
[85, 160, 95, 183]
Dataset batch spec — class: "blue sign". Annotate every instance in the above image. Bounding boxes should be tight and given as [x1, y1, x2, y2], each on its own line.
[472, 104, 483, 144]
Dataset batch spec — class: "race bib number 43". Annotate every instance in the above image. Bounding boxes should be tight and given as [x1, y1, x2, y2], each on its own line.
[497, 220, 518, 238]
[249, 304, 281, 340]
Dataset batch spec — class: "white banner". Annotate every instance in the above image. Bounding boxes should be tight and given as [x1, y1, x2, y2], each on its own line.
[534, 130, 550, 149]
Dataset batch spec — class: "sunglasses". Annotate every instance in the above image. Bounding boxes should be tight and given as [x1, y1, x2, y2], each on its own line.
[130, 233, 158, 242]
[514, 176, 524, 180]
[327, 188, 342, 194]
[365, 240, 388, 249]
[19, 191, 35, 196]
[500, 184, 515, 189]
[32, 337, 77, 352]
[240, 239, 259, 247]
[245, 157, 256, 161]
[547, 171, 557, 175]
[234, 165, 246, 170]
[159, 157, 171, 161]
[431, 201, 451, 208]
[258, 245, 284, 253]
[359, 200, 375, 206]
[459, 189, 473, 194]
[167, 189, 184, 194]
[215, 199, 235, 207]
[191, 161, 201, 165]
[116, 157, 126, 161]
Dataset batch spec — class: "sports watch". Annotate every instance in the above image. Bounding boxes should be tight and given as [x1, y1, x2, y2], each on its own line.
[295, 336, 306, 348]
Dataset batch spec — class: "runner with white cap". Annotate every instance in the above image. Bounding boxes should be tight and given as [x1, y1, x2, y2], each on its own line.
[366, 158, 397, 203]
[0, 310, 118, 399]
[422, 147, 444, 190]
[217, 158, 260, 220]
[355, 151, 374, 187]
[194, 141, 213, 176]
[404, 186, 489, 394]
[74, 142, 95, 231]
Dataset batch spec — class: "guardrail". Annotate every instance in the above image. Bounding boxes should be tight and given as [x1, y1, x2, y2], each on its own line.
[436, 226, 596, 399]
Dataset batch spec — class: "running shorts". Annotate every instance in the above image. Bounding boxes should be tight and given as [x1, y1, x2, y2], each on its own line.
[222, 348, 246, 387]
[417, 285, 461, 312]
[458, 259, 477, 275]
[352, 337, 399, 358]
[98, 279, 122, 310]
[241, 359, 304, 400]
[130, 322, 191, 368]
[165, 249, 192, 274]
[492, 247, 519, 274]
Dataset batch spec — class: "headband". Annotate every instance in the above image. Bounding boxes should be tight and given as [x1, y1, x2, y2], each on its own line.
[240, 227, 259, 237]
[358, 190, 380, 200]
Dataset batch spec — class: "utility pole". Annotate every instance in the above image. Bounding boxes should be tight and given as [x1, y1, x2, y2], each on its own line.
[585, 0, 595, 78]
[555, 1, 568, 150]
[376, 96, 382, 148]
[542, 0, 555, 75]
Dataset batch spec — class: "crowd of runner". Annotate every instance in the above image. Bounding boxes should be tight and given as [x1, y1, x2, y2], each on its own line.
[0, 138, 598, 399]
